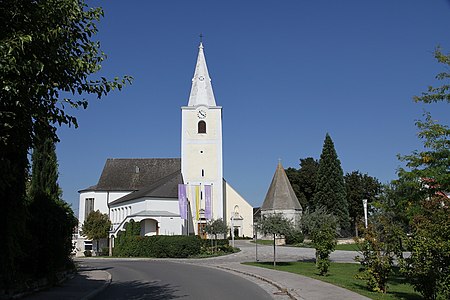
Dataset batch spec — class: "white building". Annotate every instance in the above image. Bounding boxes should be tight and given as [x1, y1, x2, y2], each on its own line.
[76, 43, 253, 255]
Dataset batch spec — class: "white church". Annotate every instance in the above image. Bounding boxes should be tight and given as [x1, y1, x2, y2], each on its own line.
[76, 43, 253, 254]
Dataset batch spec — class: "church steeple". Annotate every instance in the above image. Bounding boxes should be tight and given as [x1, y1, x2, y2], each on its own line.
[188, 43, 217, 107]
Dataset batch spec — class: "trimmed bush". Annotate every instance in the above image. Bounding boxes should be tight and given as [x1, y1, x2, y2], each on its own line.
[114, 235, 201, 258]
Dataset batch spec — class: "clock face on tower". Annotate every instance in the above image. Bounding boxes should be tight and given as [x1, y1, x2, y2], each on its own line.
[197, 109, 207, 119]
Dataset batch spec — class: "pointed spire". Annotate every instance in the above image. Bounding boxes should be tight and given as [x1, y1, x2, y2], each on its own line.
[187, 42, 217, 107]
[261, 161, 302, 211]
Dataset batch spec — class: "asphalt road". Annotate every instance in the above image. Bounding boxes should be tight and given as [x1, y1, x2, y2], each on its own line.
[82, 259, 273, 300]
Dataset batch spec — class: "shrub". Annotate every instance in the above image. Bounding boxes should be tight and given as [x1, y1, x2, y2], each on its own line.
[114, 235, 201, 258]
[285, 229, 304, 245]
[84, 250, 92, 257]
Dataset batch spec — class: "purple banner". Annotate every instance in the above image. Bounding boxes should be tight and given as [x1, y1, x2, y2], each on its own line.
[205, 185, 212, 219]
[178, 184, 187, 220]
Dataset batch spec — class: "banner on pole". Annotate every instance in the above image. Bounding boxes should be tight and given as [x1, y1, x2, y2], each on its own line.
[195, 185, 200, 220]
[178, 184, 187, 220]
[205, 185, 212, 219]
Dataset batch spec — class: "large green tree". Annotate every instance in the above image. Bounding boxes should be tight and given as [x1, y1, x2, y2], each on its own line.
[344, 171, 382, 236]
[285, 157, 319, 211]
[0, 0, 130, 288]
[313, 133, 350, 232]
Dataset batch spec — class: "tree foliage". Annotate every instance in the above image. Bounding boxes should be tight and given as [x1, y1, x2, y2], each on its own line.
[313, 133, 350, 232]
[396, 46, 450, 300]
[256, 213, 293, 267]
[204, 218, 228, 240]
[302, 207, 337, 275]
[26, 134, 77, 280]
[0, 0, 130, 287]
[285, 157, 319, 211]
[82, 210, 111, 242]
[344, 171, 382, 236]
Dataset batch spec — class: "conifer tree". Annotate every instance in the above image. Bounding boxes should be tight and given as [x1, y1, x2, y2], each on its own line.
[313, 133, 350, 232]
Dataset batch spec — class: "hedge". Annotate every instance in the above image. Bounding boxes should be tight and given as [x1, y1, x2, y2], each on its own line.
[113, 235, 202, 258]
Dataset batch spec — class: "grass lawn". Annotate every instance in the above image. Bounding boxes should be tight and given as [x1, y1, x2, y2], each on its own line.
[252, 240, 360, 251]
[244, 261, 422, 300]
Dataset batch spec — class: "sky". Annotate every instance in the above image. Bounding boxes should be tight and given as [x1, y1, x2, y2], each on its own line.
[56, 0, 450, 216]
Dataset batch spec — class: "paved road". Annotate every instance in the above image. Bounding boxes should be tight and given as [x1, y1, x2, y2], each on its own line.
[81, 259, 273, 300]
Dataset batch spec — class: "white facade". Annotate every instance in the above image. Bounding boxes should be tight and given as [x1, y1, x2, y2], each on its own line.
[224, 181, 254, 237]
[181, 43, 224, 233]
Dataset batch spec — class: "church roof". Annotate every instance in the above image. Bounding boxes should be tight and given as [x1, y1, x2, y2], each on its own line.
[80, 158, 181, 192]
[187, 42, 217, 107]
[261, 161, 302, 211]
[109, 170, 182, 205]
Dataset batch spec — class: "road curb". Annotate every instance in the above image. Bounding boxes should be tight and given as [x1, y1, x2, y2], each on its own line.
[216, 265, 299, 300]
[81, 271, 112, 300]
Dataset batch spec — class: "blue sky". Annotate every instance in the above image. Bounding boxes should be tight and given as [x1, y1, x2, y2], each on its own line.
[57, 0, 450, 215]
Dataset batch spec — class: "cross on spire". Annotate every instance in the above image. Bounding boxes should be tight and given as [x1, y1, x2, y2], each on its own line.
[199, 33, 204, 43]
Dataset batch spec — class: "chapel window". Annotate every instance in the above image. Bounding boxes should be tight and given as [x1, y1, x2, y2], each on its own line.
[198, 121, 206, 134]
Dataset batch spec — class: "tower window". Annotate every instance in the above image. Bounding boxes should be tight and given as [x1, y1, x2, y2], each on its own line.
[202, 169, 205, 177]
[198, 121, 206, 133]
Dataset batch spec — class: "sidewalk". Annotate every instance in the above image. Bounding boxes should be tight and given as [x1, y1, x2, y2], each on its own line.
[24, 269, 111, 300]
[215, 262, 370, 300]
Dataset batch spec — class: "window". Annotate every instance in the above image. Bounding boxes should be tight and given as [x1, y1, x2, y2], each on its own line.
[85, 198, 94, 219]
[84, 241, 93, 251]
[198, 121, 206, 133]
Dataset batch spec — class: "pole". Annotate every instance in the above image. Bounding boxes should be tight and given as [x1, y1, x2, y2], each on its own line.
[231, 215, 235, 248]
[363, 199, 368, 228]
[255, 223, 258, 262]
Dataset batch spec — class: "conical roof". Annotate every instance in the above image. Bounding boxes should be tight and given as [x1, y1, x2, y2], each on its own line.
[187, 42, 216, 107]
[261, 161, 302, 211]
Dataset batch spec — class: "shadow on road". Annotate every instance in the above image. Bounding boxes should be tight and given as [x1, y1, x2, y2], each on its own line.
[94, 280, 186, 300]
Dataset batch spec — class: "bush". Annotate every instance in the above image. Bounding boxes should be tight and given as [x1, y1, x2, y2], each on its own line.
[285, 229, 304, 245]
[84, 250, 92, 257]
[114, 235, 202, 258]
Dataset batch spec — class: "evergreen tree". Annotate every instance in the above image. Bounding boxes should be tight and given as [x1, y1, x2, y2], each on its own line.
[313, 133, 350, 232]
[27, 130, 77, 279]
[285, 157, 319, 211]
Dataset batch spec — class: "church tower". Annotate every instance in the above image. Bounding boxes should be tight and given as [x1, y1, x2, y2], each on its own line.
[181, 43, 224, 234]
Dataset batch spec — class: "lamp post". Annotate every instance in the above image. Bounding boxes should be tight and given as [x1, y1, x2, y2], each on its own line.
[254, 222, 258, 262]
[362, 199, 368, 228]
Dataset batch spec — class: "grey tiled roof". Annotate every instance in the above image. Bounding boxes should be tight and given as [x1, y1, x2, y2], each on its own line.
[83, 158, 181, 192]
[261, 162, 302, 211]
[109, 170, 183, 205]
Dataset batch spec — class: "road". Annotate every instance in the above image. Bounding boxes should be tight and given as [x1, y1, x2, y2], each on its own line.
[80, 259, 273, 300]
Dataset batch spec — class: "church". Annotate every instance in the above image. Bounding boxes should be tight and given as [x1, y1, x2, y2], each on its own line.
[76, 43, 253, 254]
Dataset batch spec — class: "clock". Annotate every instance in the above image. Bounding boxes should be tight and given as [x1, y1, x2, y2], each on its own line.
[197, 110, 207, 119]
[198, 75, 205, 81]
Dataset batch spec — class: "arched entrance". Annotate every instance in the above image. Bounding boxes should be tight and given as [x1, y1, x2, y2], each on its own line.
[140, 218, 159, 236]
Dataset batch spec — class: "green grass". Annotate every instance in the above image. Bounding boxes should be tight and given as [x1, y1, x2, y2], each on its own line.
[244, 261, 422, 300]
[335, 243, 359, 251]
[252, 240, 360, 251]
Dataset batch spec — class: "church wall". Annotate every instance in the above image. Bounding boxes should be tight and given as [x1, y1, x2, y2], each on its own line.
[261, 209, 302, 227]
[224, 181, 254, 238]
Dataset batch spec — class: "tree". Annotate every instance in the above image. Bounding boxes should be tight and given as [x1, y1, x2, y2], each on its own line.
[0, 0, 130, 287]
[27, 133, 77, 278]
[397, 46, 450, 300]
[285, 157, 319, 211]
[256, 213, 292, 267]
[302, 207, 337, 276]
[204, 218, 228, 252]
[81, 210, 111, 255]
[313, 133, 350, 232]
[344, 171, 382, 236]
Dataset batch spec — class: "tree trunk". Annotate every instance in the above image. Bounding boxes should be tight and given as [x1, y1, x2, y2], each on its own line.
[273, 234, 276, 267]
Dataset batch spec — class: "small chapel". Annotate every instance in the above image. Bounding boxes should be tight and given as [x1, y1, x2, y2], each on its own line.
[76, 43, 253, 255]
